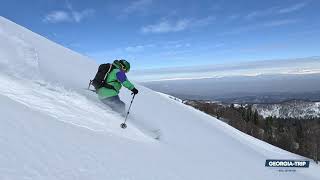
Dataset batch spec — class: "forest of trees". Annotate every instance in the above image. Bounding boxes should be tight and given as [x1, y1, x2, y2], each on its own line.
[184, 100, 320, 163]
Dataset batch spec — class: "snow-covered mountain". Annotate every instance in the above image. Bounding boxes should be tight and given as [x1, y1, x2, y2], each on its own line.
[0, 16, 319, 180]
[253, 100, 320, 119]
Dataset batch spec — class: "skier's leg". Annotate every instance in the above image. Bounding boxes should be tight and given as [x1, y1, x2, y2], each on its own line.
[101, 96, 125, 115]
[110, 96, 126, 115]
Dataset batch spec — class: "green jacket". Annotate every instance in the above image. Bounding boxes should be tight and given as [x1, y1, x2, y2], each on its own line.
[97, 67, 135, 99]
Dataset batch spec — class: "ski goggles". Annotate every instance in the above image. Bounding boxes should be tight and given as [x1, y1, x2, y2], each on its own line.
[120, 64, 129, 73]
[119, 62, 129, 73]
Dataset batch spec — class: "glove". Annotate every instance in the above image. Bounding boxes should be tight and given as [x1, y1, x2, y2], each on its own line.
[131, 88, 139, 95]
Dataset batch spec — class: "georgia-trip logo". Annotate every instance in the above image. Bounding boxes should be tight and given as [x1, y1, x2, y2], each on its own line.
[265, 159, 310, 168]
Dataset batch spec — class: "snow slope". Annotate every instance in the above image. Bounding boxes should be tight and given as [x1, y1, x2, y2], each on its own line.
[0, 16, 319, 180]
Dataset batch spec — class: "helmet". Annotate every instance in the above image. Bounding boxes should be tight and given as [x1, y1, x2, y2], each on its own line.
[113, 59, 130, 72]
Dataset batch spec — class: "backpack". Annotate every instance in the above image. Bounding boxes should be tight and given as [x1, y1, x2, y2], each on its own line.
[91, 63, 114, 90]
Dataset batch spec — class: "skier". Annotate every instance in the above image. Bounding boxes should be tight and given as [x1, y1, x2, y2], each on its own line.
[95, 59, 138, 115]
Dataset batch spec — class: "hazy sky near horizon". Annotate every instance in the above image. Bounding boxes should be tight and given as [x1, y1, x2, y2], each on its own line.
[142, 73, 320, 100]
[130, 57, 320, 82]
[1, 0, 320, 69]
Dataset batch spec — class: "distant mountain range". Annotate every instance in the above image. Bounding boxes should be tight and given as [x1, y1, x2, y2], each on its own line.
[166, 91, 320, 104]
[206, 91, 320, 104]
[142, 73, 320, 104]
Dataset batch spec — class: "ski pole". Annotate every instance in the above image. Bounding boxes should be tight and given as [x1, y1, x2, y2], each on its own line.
[88, 80, 92, 89]
[120, 94, 136, 129]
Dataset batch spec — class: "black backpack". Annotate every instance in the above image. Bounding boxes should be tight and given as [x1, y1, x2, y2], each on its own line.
[91, 63, 115, 90]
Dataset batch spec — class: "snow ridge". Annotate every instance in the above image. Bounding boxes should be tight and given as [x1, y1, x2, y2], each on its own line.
[0, 25, 39, 78]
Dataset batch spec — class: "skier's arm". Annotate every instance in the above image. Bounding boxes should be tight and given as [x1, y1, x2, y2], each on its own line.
[116, 71, 135, 90]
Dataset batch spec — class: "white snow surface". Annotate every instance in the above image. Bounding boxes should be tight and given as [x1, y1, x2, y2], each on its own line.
[0, 16, 319, 180]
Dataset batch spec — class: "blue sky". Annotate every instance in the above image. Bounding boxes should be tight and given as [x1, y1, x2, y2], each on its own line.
[1, 0, 320, 70]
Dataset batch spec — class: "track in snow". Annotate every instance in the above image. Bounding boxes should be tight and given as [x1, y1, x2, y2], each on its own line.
[0, 74, 155, 142]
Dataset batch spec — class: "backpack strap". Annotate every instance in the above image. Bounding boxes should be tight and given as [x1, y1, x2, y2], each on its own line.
[103, 64, 113, 81]
[102, 64, 117, 91]
[103, 83, 117, 91]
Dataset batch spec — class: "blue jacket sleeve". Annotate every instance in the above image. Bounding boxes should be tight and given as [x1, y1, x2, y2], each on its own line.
[116, 71, 135, 90]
